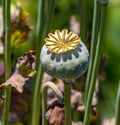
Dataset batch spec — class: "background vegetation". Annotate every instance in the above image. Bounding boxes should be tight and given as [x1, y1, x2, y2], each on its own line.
[0, 0, 120, 125]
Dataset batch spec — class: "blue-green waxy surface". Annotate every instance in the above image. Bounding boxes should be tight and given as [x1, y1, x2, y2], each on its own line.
[40, 41, 89, 80]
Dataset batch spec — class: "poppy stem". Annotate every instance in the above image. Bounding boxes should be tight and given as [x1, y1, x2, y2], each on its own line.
[3, 0, 11, 124]
[28, 0, 46, 125]
[83, 1, 108, 125]
[64, 82, 71, 125]
[79, 0, 87, 44]
[85, 0, 101, 104]
[29, 0, 55, 124]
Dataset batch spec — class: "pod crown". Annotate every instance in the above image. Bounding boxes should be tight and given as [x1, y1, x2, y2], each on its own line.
[45, 29, 80, 54]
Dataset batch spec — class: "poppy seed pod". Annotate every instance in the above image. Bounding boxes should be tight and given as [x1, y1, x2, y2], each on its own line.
[40, 29, 89, 81]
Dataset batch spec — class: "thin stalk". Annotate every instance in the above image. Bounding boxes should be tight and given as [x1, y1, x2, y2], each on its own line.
[115, 81, 120, 125]
[85, 0, 101, 103]
[64, 82, 71, 125]
[1, 0, 5, 26]
[83, 3, 108, 125]
[35, 0, 46, 51]
[42, 86, 47, 125]
[28, 64, 43, 125]
[29, 0, 55, 124]
[79, 0, 87, 43]
[43, 0, 55, 37]
[3, 0, 11, 124]
[41, 82, 64, 125]
[28, 0, 46, 124]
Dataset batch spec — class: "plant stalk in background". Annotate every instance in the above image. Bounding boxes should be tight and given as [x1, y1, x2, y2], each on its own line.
[83, 1, 108, 125]
[79, 0, 87, 44]
[29, 0, 55, 125]
[41, 82, 64, 125]
[3, 0, 11, 124]
[44, 0, 55, 37]
[28, 0, 46, 125]
[64, 82, 71, 125]
[115, 81, 120, 125]
[85, 0, 101, 103]
[1, 0, 5, 26]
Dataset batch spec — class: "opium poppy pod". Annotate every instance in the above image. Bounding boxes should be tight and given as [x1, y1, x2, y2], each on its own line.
[40, 29, 89, 81]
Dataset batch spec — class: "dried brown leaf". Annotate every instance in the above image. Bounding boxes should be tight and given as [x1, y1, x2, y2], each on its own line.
[1, 7, 31, 47]
[17, 50, 36, 70]
[0, 71, 28, 93]
[49, 106, 65, 125]
[17, 50, 36, 78]
[0, 50, 36, 93]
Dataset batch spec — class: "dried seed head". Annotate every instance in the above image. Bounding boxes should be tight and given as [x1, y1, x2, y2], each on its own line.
[40, 29, 89, 80]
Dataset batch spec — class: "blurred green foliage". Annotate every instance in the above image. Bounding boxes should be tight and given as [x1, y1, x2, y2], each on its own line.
[98, 0, 120, 123]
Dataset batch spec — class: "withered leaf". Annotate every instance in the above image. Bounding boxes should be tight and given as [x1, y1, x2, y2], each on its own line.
[0, 50, 36, 93]
[48, 106, 65, 125]
[1, 7, 31, 47]
[17, 50, 36, 77]
[0, 71, 28, 93]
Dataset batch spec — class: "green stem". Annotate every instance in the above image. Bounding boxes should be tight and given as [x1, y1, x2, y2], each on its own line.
[29, 0, 55, 124]
[115, 81, 120, 125]
[85, 0, 101, 103]
[83, 2, 108, 125]
[35, 0, 46, 50]
[28, 64, 43, 125]
[43, 0, 55, 37]
[3, 0, 11, 124]
[1, 0, 5, 27]
[79, 0, 87, 43]
[28, 1, 45, 124]
[41, 82, 64, 125]
[42, 86, 47, 125]
[3, 86, 11, 125]
[64, 82, 71, 125]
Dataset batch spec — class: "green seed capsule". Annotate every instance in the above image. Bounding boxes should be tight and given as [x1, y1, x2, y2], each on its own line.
[40, 29, 89, 80]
